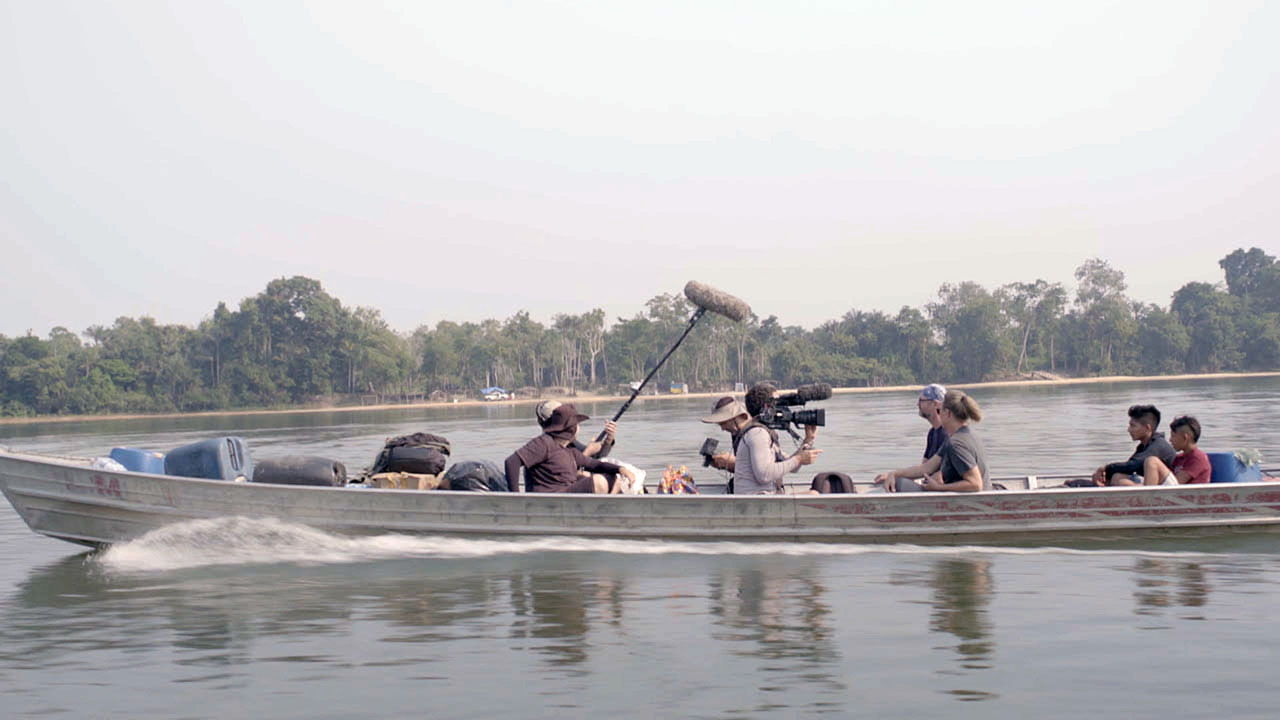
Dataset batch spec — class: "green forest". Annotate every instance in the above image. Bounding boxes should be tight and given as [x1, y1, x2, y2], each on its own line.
[1, 248, 1278, 417]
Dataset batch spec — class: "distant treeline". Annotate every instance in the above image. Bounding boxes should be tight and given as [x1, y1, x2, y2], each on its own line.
[1, 248, 1278, 417]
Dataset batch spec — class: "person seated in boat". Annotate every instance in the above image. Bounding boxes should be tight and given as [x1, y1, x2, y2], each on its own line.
[505, 404, 636, 493]
[703, 383, 820, 473]
[701, 389, 822, 495]
[873, 389, 989, 493]
[535, 399, 617, 458]
[1087, 404, 1176, 486]
[1135, 415, 1211, 485]
[918, 383, 949, 461]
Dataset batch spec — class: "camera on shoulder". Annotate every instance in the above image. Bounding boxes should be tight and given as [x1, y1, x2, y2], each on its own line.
[758, 382, 830, 439]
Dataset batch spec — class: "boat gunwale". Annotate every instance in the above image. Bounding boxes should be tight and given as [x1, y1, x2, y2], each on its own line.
[2, 448, 1278, 498]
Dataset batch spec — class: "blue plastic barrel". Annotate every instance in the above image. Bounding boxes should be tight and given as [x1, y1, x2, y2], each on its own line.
[109, 447, 166, 474]
[1207, 452, 1263, 483]
[164, 437, 253, 481]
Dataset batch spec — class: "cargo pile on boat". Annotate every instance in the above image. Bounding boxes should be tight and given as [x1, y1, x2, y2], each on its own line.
[103, 432, 507, 492]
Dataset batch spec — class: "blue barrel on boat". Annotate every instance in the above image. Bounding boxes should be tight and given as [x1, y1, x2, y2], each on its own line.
[164, 437, 253, 481]
[109, 447, 166, 474]
[1207, 452, 1263, 483]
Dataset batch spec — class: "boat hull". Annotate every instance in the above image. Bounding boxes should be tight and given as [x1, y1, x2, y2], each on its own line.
[4, 450, 1280, 546]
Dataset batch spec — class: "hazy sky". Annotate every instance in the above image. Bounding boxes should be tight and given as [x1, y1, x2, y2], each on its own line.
[2, 1, 1277, 338]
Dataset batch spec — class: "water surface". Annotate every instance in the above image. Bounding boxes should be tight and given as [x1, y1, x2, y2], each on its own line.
[2, 377, 1278, 718]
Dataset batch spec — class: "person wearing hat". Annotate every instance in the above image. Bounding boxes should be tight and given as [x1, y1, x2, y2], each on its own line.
[534, 399, 617, 459]
[701, 397, 748, 473]
[505, 404, 636, 493]
[918, 383, 949, 461]
[701, 394, 822, 495]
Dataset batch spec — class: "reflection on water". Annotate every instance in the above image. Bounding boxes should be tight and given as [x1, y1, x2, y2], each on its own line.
[510, 572, 590, 670]
[710, 561, 838, 664]
[708, 560, 845, 715]
[1132, 558, 1210, 618]
[6, 548, 636, 695]
[890, 556, 998, 702]
[929, 559, 994, 671]
[5, 548, 860, 716]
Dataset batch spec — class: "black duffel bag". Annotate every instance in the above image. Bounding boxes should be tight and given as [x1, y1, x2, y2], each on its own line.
[443, 460, 508, 492]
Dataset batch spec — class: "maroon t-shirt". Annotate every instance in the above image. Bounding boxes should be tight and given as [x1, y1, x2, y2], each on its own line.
[512, 433, 619, 493]
[1171, 448, 1211, 484]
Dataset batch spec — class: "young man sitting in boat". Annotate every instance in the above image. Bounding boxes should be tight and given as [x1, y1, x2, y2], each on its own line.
[701, 385, 822, 494]
[504, 404, 636, 493]
[873, 390, 990, 493]
[1132, 415, 1211, 485]
[1085, 404, 1177, 487]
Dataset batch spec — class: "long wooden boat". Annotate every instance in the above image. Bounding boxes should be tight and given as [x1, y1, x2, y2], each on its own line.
[3, 447, 1280, 547]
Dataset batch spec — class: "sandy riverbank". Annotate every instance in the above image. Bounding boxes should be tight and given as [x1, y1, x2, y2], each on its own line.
[1, 371, 1277, 427]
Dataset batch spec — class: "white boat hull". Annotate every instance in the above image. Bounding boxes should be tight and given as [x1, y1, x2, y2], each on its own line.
[4, 449, 1280, 546]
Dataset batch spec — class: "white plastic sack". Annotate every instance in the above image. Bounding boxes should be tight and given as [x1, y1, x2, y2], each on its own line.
[600, 457, 646, 495]
[91, 456, 127, 472]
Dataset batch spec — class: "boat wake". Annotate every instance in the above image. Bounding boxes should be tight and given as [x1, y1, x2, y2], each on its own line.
[92, 516, 1228, 573]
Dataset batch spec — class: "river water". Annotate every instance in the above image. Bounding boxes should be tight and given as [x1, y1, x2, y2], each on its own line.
[2, 377, 1279, 718]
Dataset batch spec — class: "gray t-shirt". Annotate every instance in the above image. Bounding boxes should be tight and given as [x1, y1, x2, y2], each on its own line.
[733, 426, 801, 494]
[939, 426, 989, 490]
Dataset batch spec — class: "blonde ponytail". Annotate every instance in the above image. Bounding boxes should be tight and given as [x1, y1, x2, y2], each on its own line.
[943, 390, 983, 422]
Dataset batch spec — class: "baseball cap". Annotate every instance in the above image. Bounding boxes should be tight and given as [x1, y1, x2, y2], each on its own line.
[535, 400, 562, 426]
[919, 383, 946, 402]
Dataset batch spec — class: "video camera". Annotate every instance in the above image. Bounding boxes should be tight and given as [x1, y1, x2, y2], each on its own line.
[758, 383, 830, 440]
[698, 437, 719, 467]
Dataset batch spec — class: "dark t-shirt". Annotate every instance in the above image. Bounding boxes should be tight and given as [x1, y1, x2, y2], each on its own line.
[924, 425, 948, 460]
[938, 426, 989, 490]
[1172, 448, 1212, 484]
[1104, 433, 1177, 478]
[512, 434, 619, 493]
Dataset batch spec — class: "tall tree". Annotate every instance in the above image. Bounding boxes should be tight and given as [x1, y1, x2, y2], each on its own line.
[1171, 282, 1241, 372]
[1219, 247, 1277, 298]
[928, 282, 1013, 381]
[1070, 259, 1137, 374]
[998, 279, 1066, 375]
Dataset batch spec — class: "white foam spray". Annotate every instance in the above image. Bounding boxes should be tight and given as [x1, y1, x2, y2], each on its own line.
[93, 516, 1231, 574]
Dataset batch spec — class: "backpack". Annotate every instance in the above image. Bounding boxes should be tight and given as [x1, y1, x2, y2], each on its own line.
[369, 432, 451, 476]
[809, 471, 855, 494]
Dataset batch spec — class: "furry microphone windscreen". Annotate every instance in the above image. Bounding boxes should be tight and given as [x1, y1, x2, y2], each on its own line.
[683, 281, 752, 323]
[794, 383, 833, 403]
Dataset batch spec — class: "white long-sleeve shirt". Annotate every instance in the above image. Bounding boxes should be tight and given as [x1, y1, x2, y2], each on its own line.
[733, 426, 801, 494]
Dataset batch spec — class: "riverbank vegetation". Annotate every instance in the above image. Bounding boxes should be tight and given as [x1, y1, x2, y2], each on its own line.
[1, 248, 1277, 417]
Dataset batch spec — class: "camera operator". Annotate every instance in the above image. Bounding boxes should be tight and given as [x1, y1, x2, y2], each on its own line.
[700, 383, 822, 494]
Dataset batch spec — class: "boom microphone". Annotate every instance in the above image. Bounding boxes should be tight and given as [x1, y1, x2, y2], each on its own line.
[775, 382, 833, 407]
[683, 281, 752, 323]
[795, 382, 833, 403]
[595, 280, 752, 440]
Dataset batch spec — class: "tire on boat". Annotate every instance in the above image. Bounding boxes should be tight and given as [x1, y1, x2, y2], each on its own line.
[251, 456, 347, 487]
[443, 460, 507, 492]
